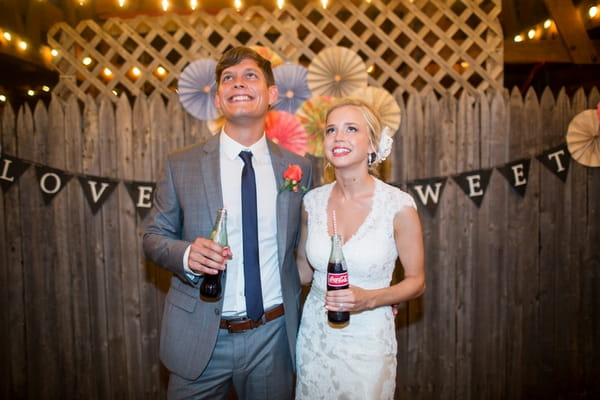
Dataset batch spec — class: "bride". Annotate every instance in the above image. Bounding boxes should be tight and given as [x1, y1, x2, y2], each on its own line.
[295, 98, 426, 399]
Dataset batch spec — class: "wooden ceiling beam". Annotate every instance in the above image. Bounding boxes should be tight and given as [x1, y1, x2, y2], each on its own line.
[505, 39, 600, 63]
[543, 0, 599, 64]
[504, 39, 570, 63]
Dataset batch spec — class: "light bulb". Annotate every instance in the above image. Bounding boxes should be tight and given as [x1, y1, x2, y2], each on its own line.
[543, 19, 552, 29]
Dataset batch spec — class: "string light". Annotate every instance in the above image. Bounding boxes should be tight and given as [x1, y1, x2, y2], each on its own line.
[82, 56, 92, 66]
[156, 65, 167, 78]
[103, 67, 113, 78]
[277, 0, 284, 10]
[234, 0, 242, 11]
[527, 28, 536, 40]
[42, 85, 51, 92]
[51, 49, 59, 57]
[131, 66, 141, 77]
[543, 19, 552, 29]
[162, 0, 170, 12]
[27, 90, 35, 97]
[3, 31, 12, 41]
[17, 40, 28, 51]
[190, 0, 199, 10]
[513, 34, 523, 43]
[0, 94, 6, 103]
[321, 0, 329, 8]
[118, 0, 126, 8]
[590, 6, 598, 18]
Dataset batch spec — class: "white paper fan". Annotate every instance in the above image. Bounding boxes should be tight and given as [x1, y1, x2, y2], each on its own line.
[307, 46, 368, 98]
[566, 104, 600, 167]
[352, 86, 402, 133]
[178, 58, 220, 121]
[273, 64, 312, 114]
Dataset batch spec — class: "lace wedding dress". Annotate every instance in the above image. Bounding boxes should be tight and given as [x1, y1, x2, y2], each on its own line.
[295, 178, 417, 400]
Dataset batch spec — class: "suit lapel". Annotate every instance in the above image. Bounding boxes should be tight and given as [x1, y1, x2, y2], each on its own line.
[269, 141, 291, 266]
[200, 135, 223, 220]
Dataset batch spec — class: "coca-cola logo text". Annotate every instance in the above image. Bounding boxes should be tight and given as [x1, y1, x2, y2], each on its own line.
[327, 273, 349, 287]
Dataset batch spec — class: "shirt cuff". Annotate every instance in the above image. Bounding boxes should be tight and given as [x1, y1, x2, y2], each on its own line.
[183, 245, 202, 281]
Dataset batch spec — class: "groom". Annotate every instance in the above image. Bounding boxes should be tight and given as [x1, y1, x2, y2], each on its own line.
[143, 46, 312, 399]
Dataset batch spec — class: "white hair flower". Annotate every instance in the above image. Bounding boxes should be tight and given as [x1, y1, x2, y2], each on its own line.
[375, 126, 393, 163]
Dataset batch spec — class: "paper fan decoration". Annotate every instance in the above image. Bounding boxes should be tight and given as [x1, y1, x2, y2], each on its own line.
[295, 95, 335, 157]
[265, 110, 308, 156]
[566, 104, 600, 167]
[307, 46, 368, 98]
[178, 58, 220, 121]
[273, 64, 312, 114]
[249, 45, 284, 68]
[352, 86, 402, 133]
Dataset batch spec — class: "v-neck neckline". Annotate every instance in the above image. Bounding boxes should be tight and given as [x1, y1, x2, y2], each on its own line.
[325, 179, 378, 246]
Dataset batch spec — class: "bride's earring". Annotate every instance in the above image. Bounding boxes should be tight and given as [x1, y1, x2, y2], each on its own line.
[367, 152, 376, 167]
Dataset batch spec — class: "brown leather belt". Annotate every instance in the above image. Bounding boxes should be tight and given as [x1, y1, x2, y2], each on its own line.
[219, 304, 285, 333]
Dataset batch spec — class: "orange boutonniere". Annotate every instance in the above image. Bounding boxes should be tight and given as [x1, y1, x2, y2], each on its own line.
[280, 164, 307, 193]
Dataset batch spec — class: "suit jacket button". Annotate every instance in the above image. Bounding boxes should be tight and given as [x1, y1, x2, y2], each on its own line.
[214, 308, 220, 316]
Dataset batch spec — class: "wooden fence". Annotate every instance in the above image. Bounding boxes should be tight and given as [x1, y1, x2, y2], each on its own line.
[1, 86, 599, 399]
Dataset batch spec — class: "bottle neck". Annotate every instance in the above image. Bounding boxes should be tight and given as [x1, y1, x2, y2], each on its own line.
[211, 209, 228, 246]
[329, 234, 345, 263]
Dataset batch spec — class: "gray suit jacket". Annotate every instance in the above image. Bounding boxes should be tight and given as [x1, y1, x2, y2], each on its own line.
[143, 134, 312, 380]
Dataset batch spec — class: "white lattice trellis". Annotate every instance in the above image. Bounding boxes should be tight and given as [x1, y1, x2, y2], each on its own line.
[47, 0, 503, 102]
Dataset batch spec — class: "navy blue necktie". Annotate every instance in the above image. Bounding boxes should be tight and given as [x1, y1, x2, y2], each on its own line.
[239, 151, 264, 322]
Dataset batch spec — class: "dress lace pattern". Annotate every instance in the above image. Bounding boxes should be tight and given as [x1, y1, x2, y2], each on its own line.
[295, 178, 417, 400]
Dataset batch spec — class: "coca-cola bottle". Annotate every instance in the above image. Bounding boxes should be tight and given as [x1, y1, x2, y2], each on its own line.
[200, 208, 228, 301]
[327, 234, 349, 324]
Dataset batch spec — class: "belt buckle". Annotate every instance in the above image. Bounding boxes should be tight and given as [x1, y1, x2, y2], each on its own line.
[223, 320, 234, 331]
[259, 313, 268, 324]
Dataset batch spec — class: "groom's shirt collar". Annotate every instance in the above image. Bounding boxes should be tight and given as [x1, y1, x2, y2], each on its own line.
[220, 129, 269, 162]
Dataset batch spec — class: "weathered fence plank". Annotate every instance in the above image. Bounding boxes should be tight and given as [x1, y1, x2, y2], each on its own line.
[115, 92, 146, 399]
[19, 103, 53, 399]
[46, 95, 77, 398]
[63, 95, 95, 397]
[485, 89, 510, 398]
[394, 92, 425, 399]
[81, 95, 111, 400]
[0, 103, 26, 399]
[98, 94, 131, 398]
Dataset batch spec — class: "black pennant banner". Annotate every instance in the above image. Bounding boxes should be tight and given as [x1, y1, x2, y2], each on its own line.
[124, 181, 156, 218]
[78, 175, 119, 215]
[407, 177, 448, 216]
[35, 166, 73, 205]
[536, 144, 570, 182]
[0, 155, 31, 192]
[497, 158, 531, 197]
[452, 168, 494, 207]
[1, 142, 576, 216]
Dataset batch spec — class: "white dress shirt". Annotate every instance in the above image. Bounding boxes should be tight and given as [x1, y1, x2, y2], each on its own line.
[184, 131, 282, 317]
[219, 131, 282, 317]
